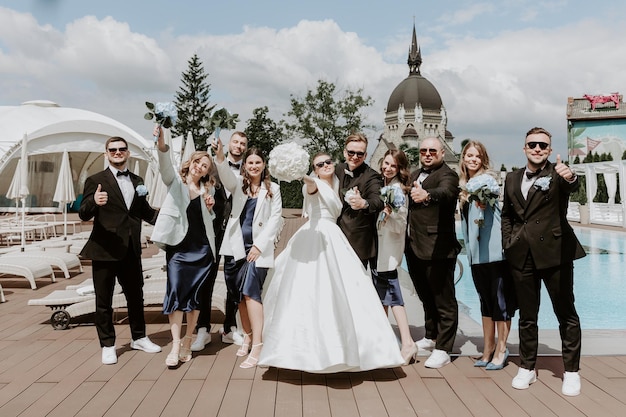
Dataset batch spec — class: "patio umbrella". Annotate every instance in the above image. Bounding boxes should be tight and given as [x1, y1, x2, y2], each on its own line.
[52, 150, 76, 240]
[19, 133, 29, 251]
[133, 159, 140, 175]
[181, 131, 195, 165]
[6, 158, 23, 220]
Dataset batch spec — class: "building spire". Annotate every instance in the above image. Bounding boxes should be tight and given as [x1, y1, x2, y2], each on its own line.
[408, 23, 422, 75]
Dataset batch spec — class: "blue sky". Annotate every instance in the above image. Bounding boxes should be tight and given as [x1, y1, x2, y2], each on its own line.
[1, 0, 625, 167]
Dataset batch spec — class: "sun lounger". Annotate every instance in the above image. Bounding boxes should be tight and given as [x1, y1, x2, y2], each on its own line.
[1, 251, 83, 278]
[0, 258, 55, 289]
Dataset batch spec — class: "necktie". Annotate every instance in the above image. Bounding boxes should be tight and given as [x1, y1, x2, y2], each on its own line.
[228, 161, 241, 169]
[117, 170, 130, 177]
[526, 169, 540, 179]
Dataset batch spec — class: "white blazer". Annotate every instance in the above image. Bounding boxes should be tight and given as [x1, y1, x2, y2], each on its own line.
[150, 146, 216, 259]
[376, 178, 408, 272]
[216, 159, 282, 268]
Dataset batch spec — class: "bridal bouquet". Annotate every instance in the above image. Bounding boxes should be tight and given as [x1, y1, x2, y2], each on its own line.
[206, 107, 239, 140]
[268, 142, 309, 182]
[144, 101, 178, 141]
[463, 173, 500, 227]
[378, 183, 406, 225]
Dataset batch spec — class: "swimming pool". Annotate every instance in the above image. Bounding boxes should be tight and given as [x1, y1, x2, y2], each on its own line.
[404, 224, 626, 330]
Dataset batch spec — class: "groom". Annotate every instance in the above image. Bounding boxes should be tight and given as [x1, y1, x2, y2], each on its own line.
[335, 133, 383, 271]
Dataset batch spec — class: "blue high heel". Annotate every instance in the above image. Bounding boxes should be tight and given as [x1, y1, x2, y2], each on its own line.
[474, 350, 494, 367]
[485, 348, 509, 371]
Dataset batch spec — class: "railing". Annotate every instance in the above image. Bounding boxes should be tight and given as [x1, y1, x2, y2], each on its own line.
[567, 202, 624, 227]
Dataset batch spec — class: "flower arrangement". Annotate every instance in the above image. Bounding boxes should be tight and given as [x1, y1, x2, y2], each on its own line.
[144, 102, 178, 141]
[206, 107, 239, 139]
[268, 142, 310, 182]
[344, 187, 358, 203]
[136, 184, 148, 197]
[534, 176, 552, 191]
[378, 183, 406, 225]
[463, 173, 500, 227]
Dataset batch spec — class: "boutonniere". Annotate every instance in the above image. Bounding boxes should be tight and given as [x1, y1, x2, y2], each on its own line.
[533, 176, 552, 191]
[136, 184, 148, 197]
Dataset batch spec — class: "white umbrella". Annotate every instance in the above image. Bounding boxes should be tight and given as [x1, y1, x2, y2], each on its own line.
[6, 158, 23, 220]
[133, 159, 140, 175]
[52, 150, 76, 240]
[19, 133, 29, 251]
[181, 131, 196, 165]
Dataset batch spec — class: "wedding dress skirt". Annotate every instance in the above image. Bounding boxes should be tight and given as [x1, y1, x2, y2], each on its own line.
[258, 178, 404, 373]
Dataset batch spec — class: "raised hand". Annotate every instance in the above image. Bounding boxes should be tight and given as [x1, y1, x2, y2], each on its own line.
[554, 154, 574, 181]
[94, 184, 108, 206]
[410, 181, 430, 204]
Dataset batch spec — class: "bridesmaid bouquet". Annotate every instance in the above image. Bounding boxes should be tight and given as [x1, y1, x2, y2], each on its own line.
[378, 184, 406, 225]
[268, 142, 310, 182]
[206, 107, 239, 140]
[463, 173, 500, 227]
[144, 101, 178, 141]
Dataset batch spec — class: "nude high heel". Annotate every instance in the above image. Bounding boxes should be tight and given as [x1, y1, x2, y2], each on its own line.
[166, 339, 181, 367]
[236, 332, 252, 357]
[401, 344, 419, 366]
[179, 336, 193, 363]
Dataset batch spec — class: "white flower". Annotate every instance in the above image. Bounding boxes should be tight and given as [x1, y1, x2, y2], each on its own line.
[344, 187, 357, 204]
[136, 184, 148, 197]
[268, 142, 310, 182]
[534, 176, 552, 191]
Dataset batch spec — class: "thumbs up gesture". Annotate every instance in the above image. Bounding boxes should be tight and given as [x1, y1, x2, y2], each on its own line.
[94, 183, 108, 206]
[554, 154, 574, 181]
[410, 180, 430, 204]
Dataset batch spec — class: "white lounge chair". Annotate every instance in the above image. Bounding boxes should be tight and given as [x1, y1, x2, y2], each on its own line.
[1, 251, 83, 279]
[0, 258, 55, 289]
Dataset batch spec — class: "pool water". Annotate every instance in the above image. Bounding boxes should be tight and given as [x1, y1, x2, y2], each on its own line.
[404, 224, 626, 330]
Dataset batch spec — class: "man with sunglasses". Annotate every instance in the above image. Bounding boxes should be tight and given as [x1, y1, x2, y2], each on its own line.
[405, 137, 461, 368]
[502, 127, 585, 396]
[79, 137, 161, 365]
[335, 133, 384, 271]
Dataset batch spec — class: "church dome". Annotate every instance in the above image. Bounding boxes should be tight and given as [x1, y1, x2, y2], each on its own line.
[387, 74, 443, 113]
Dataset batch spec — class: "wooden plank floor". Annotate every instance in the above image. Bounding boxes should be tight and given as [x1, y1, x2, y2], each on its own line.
[1, 212, 625, 416]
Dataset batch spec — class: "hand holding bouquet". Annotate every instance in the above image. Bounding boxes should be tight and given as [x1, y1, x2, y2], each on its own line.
[378, 183, 406, 226]
[145, 102, 178, 142]
[206, 108, 239, 141]
[268, 142, 310, 182]
[463, 173, 500, 227]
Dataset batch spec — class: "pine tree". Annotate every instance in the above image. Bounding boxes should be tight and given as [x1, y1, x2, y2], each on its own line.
[172, 54, 215, 149]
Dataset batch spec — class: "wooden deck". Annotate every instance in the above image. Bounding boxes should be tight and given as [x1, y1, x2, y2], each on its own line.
[1, 211, 625, 416]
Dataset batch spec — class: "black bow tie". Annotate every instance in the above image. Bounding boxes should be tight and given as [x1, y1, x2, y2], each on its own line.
[116, 170, 130, 177]
[228, 161, 241, 169]
[526, 169, 540, 179]
[421, 169, 432, 175]
[344, 169, 354, 178]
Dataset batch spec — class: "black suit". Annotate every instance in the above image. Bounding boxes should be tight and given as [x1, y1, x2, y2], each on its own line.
[79, 168, 158, 347]
[502, 161, 585, 372]
[335, 162, 383, 265]
[404, 163, 461, 353]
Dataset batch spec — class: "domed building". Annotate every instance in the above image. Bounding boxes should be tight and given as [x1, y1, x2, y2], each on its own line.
[370, 25, 458, 170]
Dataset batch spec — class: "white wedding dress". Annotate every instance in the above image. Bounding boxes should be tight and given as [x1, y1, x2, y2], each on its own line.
[258, 177, 404, 373]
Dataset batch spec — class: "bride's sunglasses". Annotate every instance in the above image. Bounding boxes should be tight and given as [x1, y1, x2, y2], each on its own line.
[315, 159, 333, 168]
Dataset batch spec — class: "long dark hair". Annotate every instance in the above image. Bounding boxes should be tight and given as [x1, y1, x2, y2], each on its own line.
[241, 147, 273, 198]
[380, 149, 411, 193]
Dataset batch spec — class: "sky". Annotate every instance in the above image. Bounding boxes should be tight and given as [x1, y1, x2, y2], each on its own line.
[1, 0, 625, 168]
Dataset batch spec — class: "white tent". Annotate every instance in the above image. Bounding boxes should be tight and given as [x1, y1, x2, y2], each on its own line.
[0, 100, 156, 212]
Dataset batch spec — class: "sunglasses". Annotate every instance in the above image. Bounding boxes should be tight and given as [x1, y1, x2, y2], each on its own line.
[419, 148, 439, 156]
[315, 159, 333, 168]
[526, 141, 550, 150]
[107, 147, 128, 154]
[346, 150, 365, 158]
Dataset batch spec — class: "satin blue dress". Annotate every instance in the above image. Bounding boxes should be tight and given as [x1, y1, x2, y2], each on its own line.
[163, 196, 214, 314]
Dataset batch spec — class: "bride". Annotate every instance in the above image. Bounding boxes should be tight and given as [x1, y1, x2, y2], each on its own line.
[258, 152, 404, 372]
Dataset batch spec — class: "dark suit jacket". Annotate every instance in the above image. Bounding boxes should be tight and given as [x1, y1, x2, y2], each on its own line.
[405, 163, 461, 260]
[501, 161, 586, 270]
[335, 162, 384, 260]
[79, 168, 158, 261]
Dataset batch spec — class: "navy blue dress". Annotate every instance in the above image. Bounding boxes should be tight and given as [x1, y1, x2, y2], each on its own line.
[224, 196, 268, 304]
[163, 196, 214, 314]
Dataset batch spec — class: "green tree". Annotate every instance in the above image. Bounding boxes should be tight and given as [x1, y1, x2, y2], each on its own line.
[244, 106, 284, 151]
[173, 54, 215, 149]
[399, 143, 420, 168]
[281, 79, 374, 161]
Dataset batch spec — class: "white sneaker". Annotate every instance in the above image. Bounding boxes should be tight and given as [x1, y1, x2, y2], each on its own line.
[221, 326, 243, 345]
[512, 368, 537, 390]
[130, 336, 162, 353]
[424, 349, 451, 369]
[102, 346, 117, 365]
[191, 327, 211, 352]
[416, 337, 436, 351]
[562, 371, 581, 396]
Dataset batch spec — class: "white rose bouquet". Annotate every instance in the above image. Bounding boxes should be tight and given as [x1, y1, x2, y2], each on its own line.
[268, 142, 310, 182]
